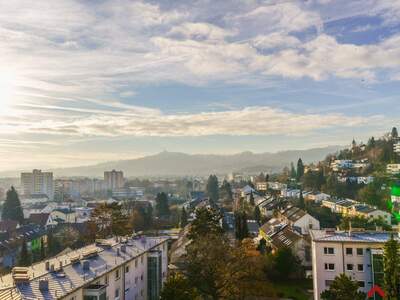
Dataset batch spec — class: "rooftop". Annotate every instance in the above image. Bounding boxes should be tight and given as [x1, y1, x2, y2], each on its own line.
[310, 230, 397, 243]
[0, 236, 169, 300]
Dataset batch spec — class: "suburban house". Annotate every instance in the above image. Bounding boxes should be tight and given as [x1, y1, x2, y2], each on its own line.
[305, 192, 330, 203]
[280, 206, 320, 235]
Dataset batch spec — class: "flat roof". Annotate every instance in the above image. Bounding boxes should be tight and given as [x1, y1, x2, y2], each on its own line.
[310, 230, 397, 243]
[0, 236, 169, 300]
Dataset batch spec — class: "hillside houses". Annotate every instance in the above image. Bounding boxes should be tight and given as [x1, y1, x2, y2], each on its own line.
[321, 198, 391, 224]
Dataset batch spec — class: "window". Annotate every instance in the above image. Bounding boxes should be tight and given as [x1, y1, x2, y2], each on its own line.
[358, 281, 365, 288]
[115, 269, 120, 280]
[357, 248, 364, 256]
[346, 264, 354, 271]
[125, 265, 129, 273]
[105, 275, 109, 285]
[346, 248, 353, 255]
[140, 289, 144, 296]
[135, 259, 138, 267]
[324, 247, 334, 255]
[115, 288, 120, 298]
[325, 280, 334, 287]
[141, 274, 143, 281]
[324, 263, 335, 271]
[135, 276, 138, 284]
[357, 264, 364, 272]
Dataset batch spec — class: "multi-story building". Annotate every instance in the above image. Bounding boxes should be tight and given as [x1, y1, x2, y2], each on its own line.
[104, 170, 124, 191]
[311, 229, 395, 300]
[0, 236, 169, 300]
[394, 142, 400, 154]
[21, 169, 54, 201]
[387, 164, 400, 175]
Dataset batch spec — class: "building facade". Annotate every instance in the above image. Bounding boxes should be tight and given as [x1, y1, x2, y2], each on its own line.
[104, 170, 124, 191]
[311, 229, 395, 300]
[0, 236, 169, 300]
[21, 169, 54, 201]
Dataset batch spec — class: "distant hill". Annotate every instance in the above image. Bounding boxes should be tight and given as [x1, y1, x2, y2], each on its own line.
[0, 145, 342, 178]
[52, 146, 342, 177]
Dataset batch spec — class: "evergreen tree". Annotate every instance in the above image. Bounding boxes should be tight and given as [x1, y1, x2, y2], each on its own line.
[188, 207, 223, 240]
[206, 175, 219, 205]
[219, 180, 233, 202]
[160, 274, 200, 300]
[156, 192, 170, 218]
[383, 235, 400, 299]
[290, 162, 297, 179]
[320, 274, 365, 300]
[180, 207, 188, 228]
[257, 238, 267, 254]
[2, 186, 24, 224]
[265, 174, 270, 182]
[298, 190, 305, 209]
[254, 206, 261, 225]
[18, 239, 31, 267]
[391, 127, 398, 140]
[296, 158, 304, 181]
[234, 211, 249, 240]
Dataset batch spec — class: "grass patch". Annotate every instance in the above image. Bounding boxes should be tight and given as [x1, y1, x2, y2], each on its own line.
[273, 279, 312, 300]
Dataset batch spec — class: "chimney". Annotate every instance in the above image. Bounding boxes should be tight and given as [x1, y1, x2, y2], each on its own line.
[39, 279, 49, 291]
[82, 260, 90, 271]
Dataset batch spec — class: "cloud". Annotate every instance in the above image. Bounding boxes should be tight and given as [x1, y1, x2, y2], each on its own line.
[3, 105, 374, 137]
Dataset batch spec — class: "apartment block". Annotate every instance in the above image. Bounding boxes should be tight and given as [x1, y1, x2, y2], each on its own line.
[21, 169, 54, 201]
[104, 170, 124, 191]
[311, 229, 395, 300]
[0, 236, 169, 300]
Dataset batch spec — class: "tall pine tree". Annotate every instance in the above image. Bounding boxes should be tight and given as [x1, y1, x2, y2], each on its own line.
[206, 175, 219, 206]
[2, 186, 24, 224]
[296, 158, 304, 181]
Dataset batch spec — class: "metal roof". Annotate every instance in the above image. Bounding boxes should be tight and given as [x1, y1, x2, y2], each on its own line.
[310, 230, 397, 243]
[0, 236, 168, 300]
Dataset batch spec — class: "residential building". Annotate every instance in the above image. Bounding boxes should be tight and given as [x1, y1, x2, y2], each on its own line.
[321, 198, 358, 216]
[21, 169, 54, 201]
[104, 170, 124, 191]
[349, 204, 391, 224]
[394, 142, 400, 154]
[112, 187, 145, 199]
[280, 206, 320, 235]
[255, 181, 268, 192]
[50, 208, 77, 224]
[0, 236, 169, 300]
[311, 229, 396, 300]
[387, 163, 400, 174]
[305, 192, 330, 203]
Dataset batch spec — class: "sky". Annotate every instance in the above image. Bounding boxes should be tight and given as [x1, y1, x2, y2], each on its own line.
[0, 0, 399, 171]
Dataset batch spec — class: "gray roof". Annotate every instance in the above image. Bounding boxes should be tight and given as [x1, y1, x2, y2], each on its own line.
[0, 236, 168, 300]
[310, 230, 397, 243]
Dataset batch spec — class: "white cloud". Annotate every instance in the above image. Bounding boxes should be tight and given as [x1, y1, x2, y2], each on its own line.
[168, 22, 236, 40]
[3, 105, 373, 137]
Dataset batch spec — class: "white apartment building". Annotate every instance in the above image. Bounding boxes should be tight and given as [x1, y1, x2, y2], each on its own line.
[21, 169, 54, 201]
[394, 142, 400, 154]
[311, 230, 394, 300]
[104, 170, 125, 191]
[387, 164, 400, 174]
[0, 236, 169, 300]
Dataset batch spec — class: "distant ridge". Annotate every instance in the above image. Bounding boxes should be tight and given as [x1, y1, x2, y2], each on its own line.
[0, 145, 342, 178]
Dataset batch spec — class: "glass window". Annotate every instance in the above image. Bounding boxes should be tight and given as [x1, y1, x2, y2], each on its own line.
[357, 264, 364, 272]
[325, 280, 334, 287]
[346, 264, 353, 271]
[357, 248, 364, 256]
[324, 263, 335, 270]
[115, 288, 120, 298]
[135, 259, 138, 267]
[358, 281, 365, 288]
[346, 248, 353, 255]
[105, 275, 108, 285]
[324, 247, 334, 255]
[125, 265, 129, 273]
[115, 269, 120, 280]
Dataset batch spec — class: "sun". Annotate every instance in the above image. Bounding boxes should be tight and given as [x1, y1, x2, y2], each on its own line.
[0, 72, 16, 114]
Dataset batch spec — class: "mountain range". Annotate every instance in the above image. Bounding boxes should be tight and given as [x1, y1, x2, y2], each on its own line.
[14, 145, 343, 178]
